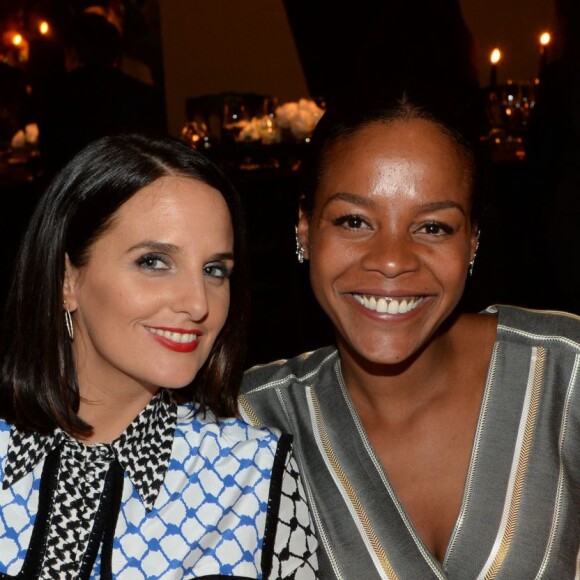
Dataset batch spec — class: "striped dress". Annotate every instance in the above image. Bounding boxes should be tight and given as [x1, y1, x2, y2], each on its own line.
[240, 305, 580, 579]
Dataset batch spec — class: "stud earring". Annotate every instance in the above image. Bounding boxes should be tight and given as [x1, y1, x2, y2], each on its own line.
[63, 301, 74, 341]
[295, 226, 305, 264]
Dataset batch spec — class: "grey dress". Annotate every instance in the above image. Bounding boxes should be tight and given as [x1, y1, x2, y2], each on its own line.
[239, 305, 580, 579]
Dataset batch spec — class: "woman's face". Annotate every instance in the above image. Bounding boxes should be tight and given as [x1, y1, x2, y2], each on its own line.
[64, 175, 234, 397]
[298, 118, 478, 366]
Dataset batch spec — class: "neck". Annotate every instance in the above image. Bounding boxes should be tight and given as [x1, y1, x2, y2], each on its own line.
[77, 382, 159, 445]
[338, 320, 459, 421]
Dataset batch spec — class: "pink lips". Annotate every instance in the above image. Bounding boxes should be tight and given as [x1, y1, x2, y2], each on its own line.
[147, 327, 201, 353]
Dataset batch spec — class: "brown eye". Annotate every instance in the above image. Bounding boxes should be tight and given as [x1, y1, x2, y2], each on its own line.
[417, 222, 454, 235]
[333, 214, 367, 229]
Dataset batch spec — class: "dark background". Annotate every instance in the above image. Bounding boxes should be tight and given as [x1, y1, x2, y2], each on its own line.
[1, 0, 577, 368]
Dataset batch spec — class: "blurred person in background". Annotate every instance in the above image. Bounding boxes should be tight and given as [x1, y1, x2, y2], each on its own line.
[37, 11, 165, 176]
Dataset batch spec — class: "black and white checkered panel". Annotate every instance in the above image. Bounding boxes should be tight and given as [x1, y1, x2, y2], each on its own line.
[41, 441, 114, 577]
[271, 450, 319, 579]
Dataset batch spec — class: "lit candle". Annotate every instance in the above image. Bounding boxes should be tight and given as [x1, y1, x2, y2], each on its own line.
[39, 21, 50, 35]
[539, 32, 551, 78]
[489, 48, 501, 88]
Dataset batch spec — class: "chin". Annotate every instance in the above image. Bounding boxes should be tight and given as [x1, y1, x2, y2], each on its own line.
[341, 334, 427, 368]
[143, 370, 199, 390]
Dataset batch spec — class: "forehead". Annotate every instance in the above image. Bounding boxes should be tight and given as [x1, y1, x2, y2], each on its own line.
[119, 175, 229, 223]
[93, 175, 233, 252]
[317, 118, 473, 206]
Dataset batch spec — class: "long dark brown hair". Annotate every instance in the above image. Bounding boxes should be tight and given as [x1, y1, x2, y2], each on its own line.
[0, 133, 249, 436]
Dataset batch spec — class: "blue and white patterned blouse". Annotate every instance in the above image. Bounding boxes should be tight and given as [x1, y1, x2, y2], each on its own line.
[0, 390, 319, 579]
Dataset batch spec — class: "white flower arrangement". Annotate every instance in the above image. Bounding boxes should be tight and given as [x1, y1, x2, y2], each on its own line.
[234, 98, 325, 144]
[275, 99, 325, 140]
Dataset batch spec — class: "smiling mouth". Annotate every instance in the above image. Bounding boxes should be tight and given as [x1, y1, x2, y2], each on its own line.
[146, 327, 200, 344]
[352, 294, 425, 314]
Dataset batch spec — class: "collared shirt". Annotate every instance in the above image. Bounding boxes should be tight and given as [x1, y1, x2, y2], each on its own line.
[0, 390, 319, 578]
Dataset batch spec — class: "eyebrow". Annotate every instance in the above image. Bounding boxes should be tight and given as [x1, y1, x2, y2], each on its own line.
[127, 241, 181, 254]
[323, 193, 466, 216]
[208, 252, 235, 262]
[323, 192, 375, 209]
[417, 201, 466, 216]
[127, 241, 235, 262]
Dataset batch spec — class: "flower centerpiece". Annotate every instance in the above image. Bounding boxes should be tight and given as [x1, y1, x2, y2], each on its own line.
[275, 99, 325, 141]
[234, 98, 325, 145]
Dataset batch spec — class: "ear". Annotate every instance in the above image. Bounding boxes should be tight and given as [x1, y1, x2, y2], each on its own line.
[469, 226, 480, 262]
[62, 254, 81, 311]
[297, 202, 311, 261]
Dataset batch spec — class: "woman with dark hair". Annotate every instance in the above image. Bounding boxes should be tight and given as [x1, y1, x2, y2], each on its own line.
[0, 133, 318, 578]
[240, 88, 580, 578]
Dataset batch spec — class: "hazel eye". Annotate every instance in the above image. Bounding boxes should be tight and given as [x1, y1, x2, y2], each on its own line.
[203, 263, 232, 280]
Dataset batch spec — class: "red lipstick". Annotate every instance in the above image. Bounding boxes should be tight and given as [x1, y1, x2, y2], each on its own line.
[147, 327, 201, 353]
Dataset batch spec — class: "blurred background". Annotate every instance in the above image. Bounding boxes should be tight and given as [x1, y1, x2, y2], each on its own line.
[1, 0, 577, 366]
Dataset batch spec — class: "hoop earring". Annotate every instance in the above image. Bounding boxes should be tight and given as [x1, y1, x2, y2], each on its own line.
[295, 226, 305, 264]
[64, 302, 74, 341]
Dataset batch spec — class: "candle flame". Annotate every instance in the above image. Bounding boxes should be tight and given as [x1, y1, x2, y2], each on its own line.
[39, 21, 50, 35]
[540, 32, 551, 46]
[12, 33, 23, 46]
[490, 48, 501, 65]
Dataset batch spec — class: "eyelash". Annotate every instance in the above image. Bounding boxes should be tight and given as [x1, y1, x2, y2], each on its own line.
[332, 215, 455, 237]
[415, 222, 454, 235]
[204, 263, 233, 279]
[136, 254, 233, 279]
[332, 214, 368, 229]
[136, 253, 170, 271]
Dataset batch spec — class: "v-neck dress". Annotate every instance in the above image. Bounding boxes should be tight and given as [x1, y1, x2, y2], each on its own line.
[239, 305, 580, 579]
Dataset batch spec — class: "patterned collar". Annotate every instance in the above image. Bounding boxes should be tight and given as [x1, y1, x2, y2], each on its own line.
[2, 389, 177, 511]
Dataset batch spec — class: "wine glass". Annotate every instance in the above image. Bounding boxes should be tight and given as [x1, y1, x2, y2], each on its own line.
[222, 96, 249, 143]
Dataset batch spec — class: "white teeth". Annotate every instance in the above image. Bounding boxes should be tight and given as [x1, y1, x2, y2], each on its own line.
[148, 328, 198, 343]
[353, 295, 424, 315]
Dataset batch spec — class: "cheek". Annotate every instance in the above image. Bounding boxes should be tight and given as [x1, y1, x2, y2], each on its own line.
[77, 275, 156, 325]
[209, 285, 231, 329]
[309, 229, 362, 285]
[423, 245, 470, 294]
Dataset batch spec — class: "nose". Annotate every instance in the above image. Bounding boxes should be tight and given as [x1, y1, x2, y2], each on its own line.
[360, 230, 420, 278]
[173, 272, 209, 321]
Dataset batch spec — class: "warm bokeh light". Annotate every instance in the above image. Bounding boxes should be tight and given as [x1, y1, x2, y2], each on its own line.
[39, 21, 50, 35]
[12, 34, 23, 46]
[490, 48, 501, 65]
[540, 32, 551, 46]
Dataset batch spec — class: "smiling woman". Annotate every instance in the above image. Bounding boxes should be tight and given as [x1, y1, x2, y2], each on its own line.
[0, 134, 318, 578]
[63, 175, 235, 426]
[240, 87, 580, 579]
